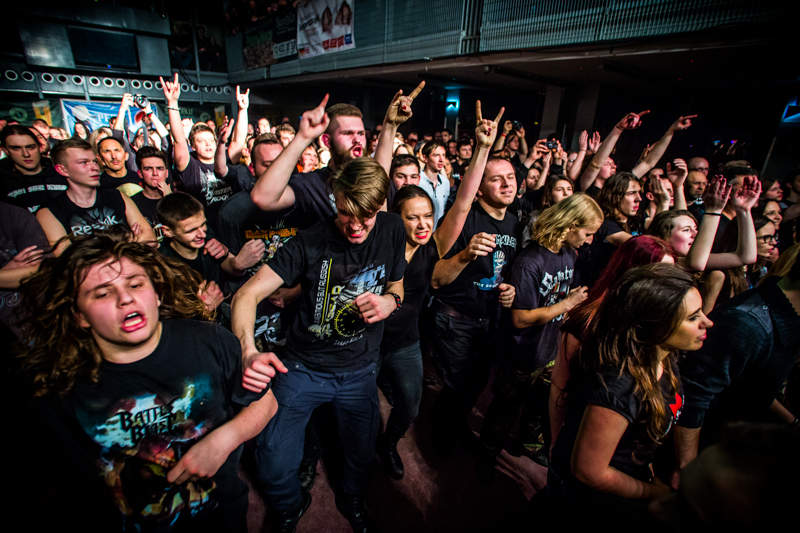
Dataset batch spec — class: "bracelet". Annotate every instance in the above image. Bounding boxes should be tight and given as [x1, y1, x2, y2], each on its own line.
[387, 292, 402, 313]
[703, 212, 722, 217]
[167, 106, 180, 112]
[501, 134, 507, 137]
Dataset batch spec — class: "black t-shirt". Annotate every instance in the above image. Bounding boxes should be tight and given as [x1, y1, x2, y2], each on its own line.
[224, 163, 256, 193]
[158, 227, 226, 285]
[267, 212, 407, 372]
[177, 154, 232, 231]
[431, 202, 521, 318]
[216, 191, 303, 345]
[553, 361, 683, 484]
[99, 170, 142, 191]
[47, 189, 129, 236]
[503, 242, 575, 370]
[509, 188, 541, 222]
[584, 184, 601, 199]
[584, 218, 628, 287]
[287, 167, 336, 226]
[34, 319, 263, 531]
[382, 239, 438, 353]
[0, 158, 68, 213]
[0, 202, 49, 336]
[129, 192, 165, 241]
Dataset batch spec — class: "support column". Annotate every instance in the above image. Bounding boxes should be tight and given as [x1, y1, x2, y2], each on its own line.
[540, 84, 564, 138]
[570, 83, 600, 151]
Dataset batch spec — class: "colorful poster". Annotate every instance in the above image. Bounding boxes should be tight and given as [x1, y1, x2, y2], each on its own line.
[0, 99, 64, 128]
[242, 22, 277, 69]
[32, 101, 53, 126]
[296, 0, 354, 59]
[60, 99, 160, 137]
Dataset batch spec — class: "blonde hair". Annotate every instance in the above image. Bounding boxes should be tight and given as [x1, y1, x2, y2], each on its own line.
[530, 193, 603, 250]
[330, 157, 389, 219]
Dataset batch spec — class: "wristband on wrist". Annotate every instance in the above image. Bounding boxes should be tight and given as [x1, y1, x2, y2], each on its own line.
[387, 292, 402, 312]
[703, 212, 722, 217]
[501, 133, 507, 137]
[167, 106, 180, 112]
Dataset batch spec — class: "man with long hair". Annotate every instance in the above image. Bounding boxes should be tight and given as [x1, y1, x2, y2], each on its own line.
[18, 228, 277, 531]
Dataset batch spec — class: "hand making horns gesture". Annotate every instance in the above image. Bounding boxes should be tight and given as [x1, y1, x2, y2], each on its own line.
[475, 100, 505, 148]
[384, 81, 426, 126]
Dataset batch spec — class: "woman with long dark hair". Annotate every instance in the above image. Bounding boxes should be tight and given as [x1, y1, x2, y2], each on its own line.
[549, 263, 713, 524]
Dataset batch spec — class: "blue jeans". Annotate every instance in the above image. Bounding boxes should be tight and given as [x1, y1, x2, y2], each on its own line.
[255, 361, 380, 513]
[377, 341, 423, 432]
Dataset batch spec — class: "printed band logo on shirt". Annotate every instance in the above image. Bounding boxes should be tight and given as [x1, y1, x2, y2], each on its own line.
[68, 207, 121, 235]
[310, 261, 386, 343]
[541, 267, 574, 322]
[475, 250, 506, 290]
[200, 168, 232, 205]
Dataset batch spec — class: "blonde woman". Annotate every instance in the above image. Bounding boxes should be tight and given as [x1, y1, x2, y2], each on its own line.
[477, 193, 603, 482]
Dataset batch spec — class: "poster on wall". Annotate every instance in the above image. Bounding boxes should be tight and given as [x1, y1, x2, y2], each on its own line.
[60, 100, 160, 137]
[0, 100, 64, 128]
[296, 0, 354, 58]
[242, 9, 298, 69]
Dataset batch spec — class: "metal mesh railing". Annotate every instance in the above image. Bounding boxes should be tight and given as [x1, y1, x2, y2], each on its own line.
[479, 0, 788, 52]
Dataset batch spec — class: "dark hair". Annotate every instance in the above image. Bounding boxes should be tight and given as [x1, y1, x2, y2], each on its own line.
[539, 175, 574, 210]
[756, 198, 781, 219]
[50, 138, 94, 167]
[597, 172, 640, 232]
[391, 184, 433, 214]
[32, 118, 49, 128]
[252, 132, 280, 149]
[647, 210, 697, 244]
[135, 146, 168, 170]
[156, 192, 205, 229]
[576, 263, 696, 441]
[722, 165, 758, 183]
[96, 136, 124, 153]
[421, 141, 445, 159]
[456, 139, 471, 151]
[713, 214, 774, 298]
[390, 154, 420, 177]
[0, 124, 39, 147]
[17, 227, 210, 397]
[326, 103, 363, 126]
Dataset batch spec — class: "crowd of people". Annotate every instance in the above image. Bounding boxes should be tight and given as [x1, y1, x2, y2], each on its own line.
[1, 72, 799, 532]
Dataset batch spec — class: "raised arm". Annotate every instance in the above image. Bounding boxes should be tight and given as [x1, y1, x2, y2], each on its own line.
[215, 118, 235, 178]
[250, 94, 330, 211]
[567, 130, 589, 182]
[705, 176, 761, 269]
[229, 86, 250, 164]
[631, 115, 695, 178]
[666, 158, 688, 211]
[231, 264, 289, 392]
[433, 101, 503, 257]
[374, 81, 425, 174]
[682, 176, 730, 272]
[493, 120, 513, 153]
[431, 232, 496, 289]
[160, 73, 190, 172]
[644, 176, 671, 230]
[516, 125, 528, 159]
[580, 111, 648, 191]
[114, 93, 133, 133]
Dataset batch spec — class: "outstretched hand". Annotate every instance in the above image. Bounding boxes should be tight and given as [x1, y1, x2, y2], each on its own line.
[649, 176, 671, 206]
[475, 100, 505, 148]
[384, 81, 425, 127]
[616, 110, 650, 130]
[297, 94, 331, 142]
[701, 176, 730, 213]
[666, 158, 688, 187]
[578, 130, 589, 151]
[587, 131, 601, 153]
[217, 117, 235, 143]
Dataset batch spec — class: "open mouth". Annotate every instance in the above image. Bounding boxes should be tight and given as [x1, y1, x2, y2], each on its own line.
[351, 146, 363, 157]
[415, 231, 429, 239]
[122, 312, 146, 332]
[349, 228, 364, 238]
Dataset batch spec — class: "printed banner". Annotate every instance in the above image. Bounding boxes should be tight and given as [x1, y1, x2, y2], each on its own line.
[60, 99, 161, 137]
[242, 10, 298, 69]
[0, 99, 64, 128]
[297, 0, 354, 59]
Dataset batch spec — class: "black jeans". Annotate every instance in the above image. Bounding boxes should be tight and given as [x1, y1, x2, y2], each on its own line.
[377, 341, 424, 432]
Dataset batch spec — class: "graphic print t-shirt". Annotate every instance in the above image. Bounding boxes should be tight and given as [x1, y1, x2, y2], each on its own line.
[504, 242, 575, 370]
[0, 158, 67, 213]
[216, 191, 304, 345]
[177, 154, 232, 230]
[38, 320, 264, 531]
[431, 202, 521, 318]
[267, 212, 407, 372]
[47, 189, 129, 236]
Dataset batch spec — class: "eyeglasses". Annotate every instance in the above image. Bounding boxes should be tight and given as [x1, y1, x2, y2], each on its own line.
[758, 235, 778, 244]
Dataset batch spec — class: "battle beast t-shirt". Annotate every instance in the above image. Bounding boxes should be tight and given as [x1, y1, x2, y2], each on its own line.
[46, 189, 129, 236]
[216, 191, 304, 346]
[177, 154, 232, 230]
[267, 212, 407, 372]
[503, 242, 575, 371]
[36, 319, 264, 531]
[431, 202, 521, 318]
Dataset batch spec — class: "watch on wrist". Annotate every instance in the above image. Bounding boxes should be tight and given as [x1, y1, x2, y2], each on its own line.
[387, 292, 402, 312]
